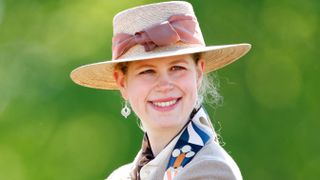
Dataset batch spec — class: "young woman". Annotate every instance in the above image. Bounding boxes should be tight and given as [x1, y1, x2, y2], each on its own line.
[70, 1, 251, 179]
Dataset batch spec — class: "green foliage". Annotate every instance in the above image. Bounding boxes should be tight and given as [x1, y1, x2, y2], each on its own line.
[0, 0, 319, 179]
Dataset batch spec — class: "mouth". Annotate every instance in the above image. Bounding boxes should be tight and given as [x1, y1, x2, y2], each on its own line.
[149, 97, 182, 111]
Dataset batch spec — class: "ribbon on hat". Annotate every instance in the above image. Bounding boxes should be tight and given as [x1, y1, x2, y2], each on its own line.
[112, 14, 204, 59]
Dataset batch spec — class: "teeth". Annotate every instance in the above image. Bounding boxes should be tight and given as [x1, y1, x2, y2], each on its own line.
[153, 99, 177, 107]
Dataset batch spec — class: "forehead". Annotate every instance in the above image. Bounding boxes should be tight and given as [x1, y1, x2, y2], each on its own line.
[129, 54, 194, 67]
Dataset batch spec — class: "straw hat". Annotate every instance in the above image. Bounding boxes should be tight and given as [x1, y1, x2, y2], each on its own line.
[70, 1, 251, 90]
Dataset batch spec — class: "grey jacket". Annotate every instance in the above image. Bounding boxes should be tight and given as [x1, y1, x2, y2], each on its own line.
[107, 107, 242, 180]
[107, 136, 242, 180]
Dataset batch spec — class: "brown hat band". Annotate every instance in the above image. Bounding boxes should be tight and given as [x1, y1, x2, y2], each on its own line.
[112, 14, 204, 59]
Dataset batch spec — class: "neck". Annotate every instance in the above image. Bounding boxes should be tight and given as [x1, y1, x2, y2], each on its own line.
[147, 128, 179, 156]
[145, 108, 200, 156]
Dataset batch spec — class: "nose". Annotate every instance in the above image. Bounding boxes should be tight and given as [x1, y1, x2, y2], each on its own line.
[155, 73, 174, 93]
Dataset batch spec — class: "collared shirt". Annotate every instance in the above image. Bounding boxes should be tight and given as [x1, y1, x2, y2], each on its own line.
[106, 131, 181, 180]
[139, 132, 180, 179]
[106, 107, 242, 180]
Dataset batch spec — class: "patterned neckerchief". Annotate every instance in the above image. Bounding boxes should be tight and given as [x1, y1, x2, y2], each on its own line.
[131, 106, 215, 180]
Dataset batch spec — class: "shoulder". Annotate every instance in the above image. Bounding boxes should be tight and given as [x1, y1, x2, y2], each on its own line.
[105, 163, 133, 180]
[176, 140, 242, 180]
[106, 149, 143, 180]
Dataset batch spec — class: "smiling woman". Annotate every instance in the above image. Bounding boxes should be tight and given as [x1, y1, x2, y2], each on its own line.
[114, 55, 203, 157]
[70, 1, 251, 180]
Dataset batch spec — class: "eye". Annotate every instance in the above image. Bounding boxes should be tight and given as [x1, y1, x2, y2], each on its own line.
[139, 69, 155, 75]
[171, 66, 186, 71]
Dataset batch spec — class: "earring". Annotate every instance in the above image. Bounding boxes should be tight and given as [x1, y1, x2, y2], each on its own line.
[121, 101, 131, 118]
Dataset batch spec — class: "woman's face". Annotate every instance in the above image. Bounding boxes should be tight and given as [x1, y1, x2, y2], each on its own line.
[114, 54, 204, 132]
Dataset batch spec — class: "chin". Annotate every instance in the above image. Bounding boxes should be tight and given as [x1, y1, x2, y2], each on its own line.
[153, 118, 185, 130]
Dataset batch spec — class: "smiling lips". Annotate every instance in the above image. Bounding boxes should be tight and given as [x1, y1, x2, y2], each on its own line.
[153, 99, 177, 107]
[149, 97, 181, 111]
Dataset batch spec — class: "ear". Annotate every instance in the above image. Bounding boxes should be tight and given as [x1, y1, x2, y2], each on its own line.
[113, 70, 128, 100]
[196, 58, 205, 89]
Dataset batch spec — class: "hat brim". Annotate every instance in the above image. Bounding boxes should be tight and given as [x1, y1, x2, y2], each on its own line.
[70, 43, 251, 90]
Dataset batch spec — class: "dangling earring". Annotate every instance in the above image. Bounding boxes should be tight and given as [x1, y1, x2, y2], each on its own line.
[121, 100, 131, 118]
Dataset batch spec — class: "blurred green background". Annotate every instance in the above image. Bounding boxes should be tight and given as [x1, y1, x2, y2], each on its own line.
[0, 0, 319, 179]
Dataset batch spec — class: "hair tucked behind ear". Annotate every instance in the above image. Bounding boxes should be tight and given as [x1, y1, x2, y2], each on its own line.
[192, 53, 223, 108]
[114, 62, 129, 74]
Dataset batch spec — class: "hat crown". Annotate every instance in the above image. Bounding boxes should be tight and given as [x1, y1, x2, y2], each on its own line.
[111, 1, 205, 60]
[113, 1, 203, 40]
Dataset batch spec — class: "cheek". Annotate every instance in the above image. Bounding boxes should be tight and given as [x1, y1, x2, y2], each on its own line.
[187, 77, 199, 108]
[188, 80, 199, 101]
[126, 80, 150, 110]
[180, 72, 198, 89]
[176, 72, 199, 100]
